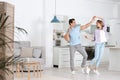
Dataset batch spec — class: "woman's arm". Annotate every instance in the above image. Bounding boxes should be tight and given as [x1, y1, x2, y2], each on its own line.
[84, 35, 94, 41]
[80, 16, 96, 30]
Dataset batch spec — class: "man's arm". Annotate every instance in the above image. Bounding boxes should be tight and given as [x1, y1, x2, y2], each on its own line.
[64, 28, 70, 41]
[80, 16, 96, 30]
[64, 33, 70, 41]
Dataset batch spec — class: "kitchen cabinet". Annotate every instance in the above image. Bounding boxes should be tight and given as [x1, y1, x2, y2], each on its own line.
[53, 16, 69, 46]
[53, 46, 112, 68]
[109, 47, 120, 71]
[53, 15, 69, 31]
[101, 47, 110, 63]
[53, 47, 83, 68]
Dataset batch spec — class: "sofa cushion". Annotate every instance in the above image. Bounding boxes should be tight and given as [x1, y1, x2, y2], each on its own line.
[14, 48, 21, 57]
[32, 48, 42, 58]
[21, 47, 33, 58]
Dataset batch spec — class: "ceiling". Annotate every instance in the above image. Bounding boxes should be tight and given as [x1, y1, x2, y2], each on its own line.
[107, 0, 120, 2]
[90, 0, 120, 3]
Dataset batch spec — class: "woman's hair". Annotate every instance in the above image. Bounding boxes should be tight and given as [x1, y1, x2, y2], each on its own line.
[96, 20, 104, 29]
[69, 18, 75, 25]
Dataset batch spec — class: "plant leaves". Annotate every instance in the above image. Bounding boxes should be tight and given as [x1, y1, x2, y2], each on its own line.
[0, 14, 3, 23]
[16, 27, 28, 34]
[0, 15, 9, 29]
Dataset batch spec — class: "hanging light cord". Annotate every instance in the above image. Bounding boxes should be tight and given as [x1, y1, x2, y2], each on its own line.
[55, 0, 56, 15]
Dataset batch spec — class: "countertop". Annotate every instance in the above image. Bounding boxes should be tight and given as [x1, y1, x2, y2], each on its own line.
[109, 47, 120, 49]
[54, 44, 115, 48]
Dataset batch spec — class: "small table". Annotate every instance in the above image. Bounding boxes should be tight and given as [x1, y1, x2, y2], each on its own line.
[16, 61, 42, 80]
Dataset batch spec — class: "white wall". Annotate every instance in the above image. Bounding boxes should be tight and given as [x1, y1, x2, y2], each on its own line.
[1, 0, 119, 67]
[107, 4, 120, 46]
[113, 4, 119, 18]
[118, 4, 120, 18]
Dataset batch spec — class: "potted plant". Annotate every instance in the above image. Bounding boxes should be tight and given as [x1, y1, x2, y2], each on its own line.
[0, 13, 27, 80]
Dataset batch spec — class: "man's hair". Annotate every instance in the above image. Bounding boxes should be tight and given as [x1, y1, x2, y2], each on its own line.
[69, 18, 75, 25]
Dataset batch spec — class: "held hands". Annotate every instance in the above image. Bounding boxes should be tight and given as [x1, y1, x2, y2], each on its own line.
[84, 35, 93, 41]
[94, 16, 103, 21]
[90, 16, 96, 23]
[95, 16, 103, 20]
[84, 35, 89, 39]
[90, 16, 103, 23]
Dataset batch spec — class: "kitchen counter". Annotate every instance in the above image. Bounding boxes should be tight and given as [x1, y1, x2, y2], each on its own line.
[109, 47, 120, 49]
[105, 45, 115, 47]
[109, 47, 120, 71]
[54, 44, 115, 48]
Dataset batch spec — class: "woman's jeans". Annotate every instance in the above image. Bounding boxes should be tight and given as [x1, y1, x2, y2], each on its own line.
[90, 42, 105, 68]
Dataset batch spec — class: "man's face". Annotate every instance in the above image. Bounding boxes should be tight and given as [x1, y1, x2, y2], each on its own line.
[70, 20, 76, 27]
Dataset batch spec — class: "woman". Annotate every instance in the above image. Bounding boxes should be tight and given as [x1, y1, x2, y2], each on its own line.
[85, 17, 107, 75]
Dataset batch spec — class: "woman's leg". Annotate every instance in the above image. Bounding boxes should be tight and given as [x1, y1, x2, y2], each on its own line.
[90, 43, 100, 69]
[96, 43, 105, 68]
[93, 43, 105, 75]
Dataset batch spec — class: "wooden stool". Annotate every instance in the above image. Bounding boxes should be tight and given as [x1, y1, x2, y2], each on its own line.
[16, 61, 42, 80]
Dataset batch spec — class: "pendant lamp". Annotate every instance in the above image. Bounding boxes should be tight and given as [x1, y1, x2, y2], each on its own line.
[51, 0, 60, 23]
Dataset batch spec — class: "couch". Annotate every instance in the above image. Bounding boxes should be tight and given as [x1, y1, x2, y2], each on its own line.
[14, 41, 45, 71]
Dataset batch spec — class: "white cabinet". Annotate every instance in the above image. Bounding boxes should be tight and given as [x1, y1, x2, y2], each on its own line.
[101, 47, 109, 63]
[53, 47, 83, 68]
[109, 47, 120, 71]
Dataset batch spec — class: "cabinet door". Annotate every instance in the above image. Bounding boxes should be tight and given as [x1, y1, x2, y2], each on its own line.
[75, 60, 82, 67]
[59, 48, 70, 67]
[61, 54, 70, 62]
[60, 48, 70, 55]
[53, 47, 60, 65]
[61, 61, 70, 67]
[75, 52, 83, 61]
[101, 47, 109, 62]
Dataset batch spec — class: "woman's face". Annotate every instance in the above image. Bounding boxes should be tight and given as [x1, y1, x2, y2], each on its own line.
[96, 22, 102, 29]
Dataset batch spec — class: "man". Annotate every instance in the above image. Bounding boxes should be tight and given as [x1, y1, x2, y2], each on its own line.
[64, 16, 96, 74]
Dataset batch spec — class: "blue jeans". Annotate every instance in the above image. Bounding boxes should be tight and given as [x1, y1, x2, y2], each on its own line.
[90, 42, 105, 68]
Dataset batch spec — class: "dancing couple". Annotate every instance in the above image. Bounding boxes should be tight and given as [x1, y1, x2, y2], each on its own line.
[64, 16, 107, 75]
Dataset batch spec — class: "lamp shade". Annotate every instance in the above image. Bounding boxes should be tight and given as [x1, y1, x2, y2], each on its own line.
[51, 15, 60, 23]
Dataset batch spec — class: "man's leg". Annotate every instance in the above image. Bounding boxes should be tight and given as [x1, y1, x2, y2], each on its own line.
[76, 44, 90, 74]
[70, 46, 76, 71]
[76, 44, 88, 67]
